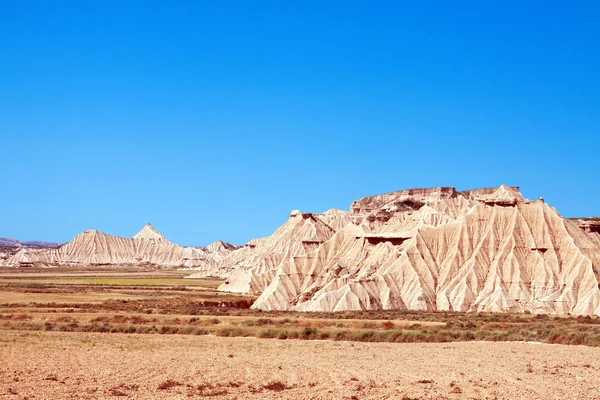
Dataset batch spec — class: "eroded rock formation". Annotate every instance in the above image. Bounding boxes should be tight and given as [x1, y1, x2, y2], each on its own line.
[212, 209, 351, 293]
[1, 225, 236, 269]
[248, 185, 600, 315]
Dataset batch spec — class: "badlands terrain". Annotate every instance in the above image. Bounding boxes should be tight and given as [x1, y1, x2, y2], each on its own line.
[6, 185, 600, 316]
[217, 185, 600, 316]
[2, 185, 600, 398]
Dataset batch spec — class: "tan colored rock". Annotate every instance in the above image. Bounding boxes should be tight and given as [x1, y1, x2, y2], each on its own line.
[2, 225, 232, 269]
[569, 217, 600, 234]
[133, 223, 174, 245]
[214, 209, 351, 293]
[185, 241, 244, 278]
[252, 186, 600, 315]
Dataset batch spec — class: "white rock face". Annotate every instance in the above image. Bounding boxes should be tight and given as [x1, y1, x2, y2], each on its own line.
[214, 209, 352, 293]
[248, 185, 600, 315]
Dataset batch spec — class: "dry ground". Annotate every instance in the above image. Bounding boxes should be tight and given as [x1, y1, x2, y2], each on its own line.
[1, 331, 600, 399]
[2, 268, 600, 399]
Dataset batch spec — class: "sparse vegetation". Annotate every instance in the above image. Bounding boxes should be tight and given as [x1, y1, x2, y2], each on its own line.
[2, 269, 600, 348]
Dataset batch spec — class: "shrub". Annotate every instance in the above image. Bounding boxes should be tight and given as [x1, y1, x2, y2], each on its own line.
[263, 381, 291, 391]
[318, 331, 330, 340]
[193, 328, 209, 335]
[159, 325, 179, 334]
[178, 326, 194, 335]
[258, 329, 277, 339]
[157, 380, 182, 390]
[357, 330, 375, 342]
[381, 321, 395, 330]
[217, 327, 246, 337]
[287, 330, 300, 339]
[276, 330, 289, 340]
[301, 327, 317, 339]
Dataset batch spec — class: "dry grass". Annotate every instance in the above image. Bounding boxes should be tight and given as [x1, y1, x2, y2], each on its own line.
[0, 291, 154, 304]
[2, 270, 600, 347]
[3, 310, 600, 346]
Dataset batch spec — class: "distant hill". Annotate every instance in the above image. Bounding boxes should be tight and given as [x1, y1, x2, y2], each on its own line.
[0, 238, 59, 248]
[0, 224, 239, 270]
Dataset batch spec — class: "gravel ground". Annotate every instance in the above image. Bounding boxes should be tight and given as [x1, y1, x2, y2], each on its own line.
[1, 331, 600, 399]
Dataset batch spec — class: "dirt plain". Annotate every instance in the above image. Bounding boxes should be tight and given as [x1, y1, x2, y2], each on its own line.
[2, 331, 600, 399]
[2, 268, 600, 399]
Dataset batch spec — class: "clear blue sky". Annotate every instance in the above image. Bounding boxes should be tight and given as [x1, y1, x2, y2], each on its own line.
[1, 1, 599, 246]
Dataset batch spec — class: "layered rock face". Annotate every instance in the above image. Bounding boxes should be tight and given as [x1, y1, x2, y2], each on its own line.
[250, 185, 600, 315]
[570, 217, 600, 234]
[133, 223, 174, 245]
[212, 209, 352, 293]
[1, 225, 236, 269]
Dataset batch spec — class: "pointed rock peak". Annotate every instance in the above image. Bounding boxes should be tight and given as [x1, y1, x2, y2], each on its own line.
[205, 240, 238, 252]
[495, 184, 522, 196]
[487, 184, 524, 205]
[463, 185, 523, 206]
[134, 223, 173, 245]
[71, 229, 107, 245]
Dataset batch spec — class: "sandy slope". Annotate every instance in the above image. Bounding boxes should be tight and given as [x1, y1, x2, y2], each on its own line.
[1, 332, 600, 399]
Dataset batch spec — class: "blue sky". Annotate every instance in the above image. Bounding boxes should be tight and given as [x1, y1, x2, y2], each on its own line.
[1, 1, 599, 246]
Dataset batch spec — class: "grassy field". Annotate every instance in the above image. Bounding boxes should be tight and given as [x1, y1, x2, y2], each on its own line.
[2, 268, 600, 347]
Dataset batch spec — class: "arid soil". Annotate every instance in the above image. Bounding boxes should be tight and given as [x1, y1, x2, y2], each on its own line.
[1, 331, 600, 399]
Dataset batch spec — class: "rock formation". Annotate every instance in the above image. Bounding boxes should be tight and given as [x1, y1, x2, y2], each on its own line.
[133, 223, 174, 245]
[183, 241, 244, 278]
[212, 209, 352, 293]
[1, 225, 236, 269]
[0, 238, 59, 266]
[0, 238, 59, 248]
[569, 217, 600, 234]
[248, 185, 600, 315]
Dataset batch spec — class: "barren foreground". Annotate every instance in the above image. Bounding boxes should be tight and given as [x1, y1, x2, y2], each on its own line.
[1, 332, 600, 399]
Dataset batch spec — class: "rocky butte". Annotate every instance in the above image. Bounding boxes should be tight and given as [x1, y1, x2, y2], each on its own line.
[206, 185, 600, 315]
